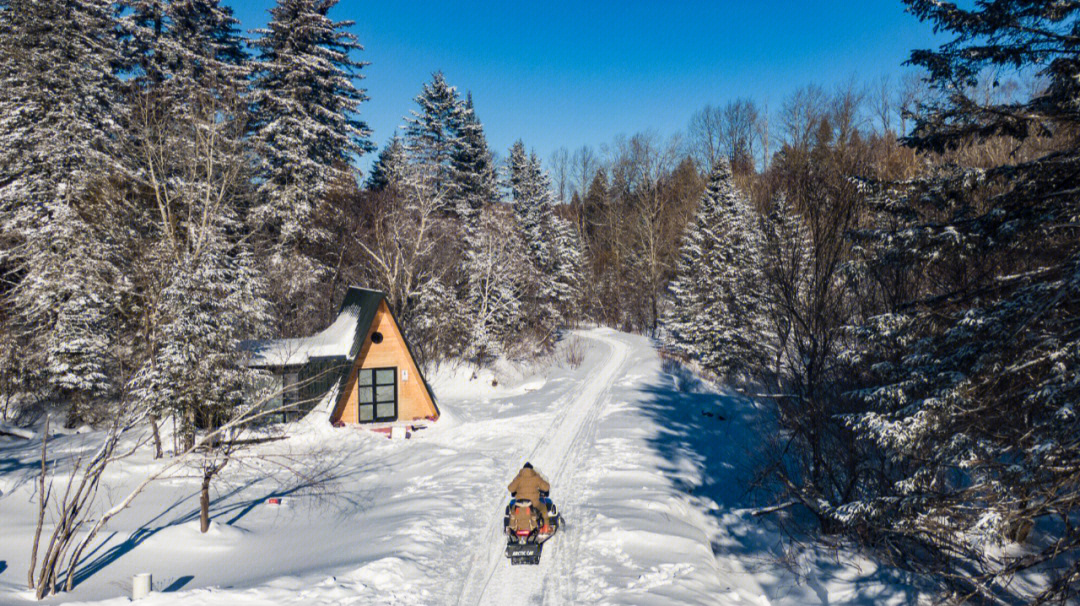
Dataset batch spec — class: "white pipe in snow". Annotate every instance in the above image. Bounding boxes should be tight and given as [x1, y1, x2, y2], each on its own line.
[132, 573, 152, 599]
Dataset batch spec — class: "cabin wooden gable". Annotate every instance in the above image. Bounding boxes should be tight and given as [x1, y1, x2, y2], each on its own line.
[331, 300, 438, 425]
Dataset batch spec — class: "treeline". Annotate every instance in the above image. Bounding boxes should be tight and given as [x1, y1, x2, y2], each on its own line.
[653, 2, 1080, 604]
[0, 0, 370, 435]
[0, 1, 586, 434]
[3, 0, 1078, 601]
[320, 73, 585, 367]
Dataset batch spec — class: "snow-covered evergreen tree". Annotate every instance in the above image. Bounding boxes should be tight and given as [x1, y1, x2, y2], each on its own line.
[507, 142, 558, 332]
[660, 160, 768, 379]
[0, 0, 125, 413]
[249, 0, 372, 246]
[508, 142, 553, 269]
[0, 0, 123, 230]
[551, 214, 585, 321]
[449, 93, 499, 230]
[401, 276, 467, 366]
[120, 0, 247, 94]
[464, 206, 531, 364]
[366, 135, 408, 191]
[446, 95, 514, 361]
[131, 220, 268, 448]
[402, 72, 465, 201]
[506, 141, 584, 340]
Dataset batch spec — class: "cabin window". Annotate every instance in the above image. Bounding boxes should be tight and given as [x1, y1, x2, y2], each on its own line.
[283, 371, 299, 406]
[303, 357, 346, 404]
[356, 367, 397, 423]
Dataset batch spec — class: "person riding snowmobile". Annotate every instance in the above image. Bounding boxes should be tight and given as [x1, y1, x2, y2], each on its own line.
[508, 462, 551, 533]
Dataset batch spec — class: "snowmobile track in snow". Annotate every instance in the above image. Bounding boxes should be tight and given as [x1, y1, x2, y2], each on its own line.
[454, 330, 630, 606]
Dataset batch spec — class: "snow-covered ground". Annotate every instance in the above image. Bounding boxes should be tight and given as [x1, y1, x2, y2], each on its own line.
[0, 329, 919, 605]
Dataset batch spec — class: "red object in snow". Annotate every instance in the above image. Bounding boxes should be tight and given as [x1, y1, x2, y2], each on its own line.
[266, 498, 281, 505]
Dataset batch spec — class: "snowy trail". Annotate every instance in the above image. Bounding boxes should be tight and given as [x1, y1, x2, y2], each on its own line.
[0, 329, 921, 606]
[455, 330, 629, 606]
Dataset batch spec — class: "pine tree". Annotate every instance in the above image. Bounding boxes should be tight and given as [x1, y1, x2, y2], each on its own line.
[661, 160, 768, 379]
[402, 71, 465, 200]
[450, 93, 499, 234]
[0, 0, 123, 225]
[581, 169, 609, 251]
[506, 141, 584, 341]
[448, 95, 511, 361]
[120, 0, 247, 93]
[464, 207, 531, 364]
[402, 277, 467, 366]
[249, 0, 372, 246]
[831, 4, 1080, 601]
[118, 0, 167, 86]
[0, 0, 125, 414]
[551, 215, 585, 321]
[131, 218, 268, 449]
[508, 142, 553, 270]
[507, 142, 557, 332]
[760, 192, 811, 380]
[366, 135, 408, 191]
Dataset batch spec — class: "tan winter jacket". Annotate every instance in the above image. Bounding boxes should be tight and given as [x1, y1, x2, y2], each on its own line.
[507, 467, 549, 505]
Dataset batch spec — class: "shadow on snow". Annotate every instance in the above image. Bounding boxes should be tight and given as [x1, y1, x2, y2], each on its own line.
[627, 354, 921, 605]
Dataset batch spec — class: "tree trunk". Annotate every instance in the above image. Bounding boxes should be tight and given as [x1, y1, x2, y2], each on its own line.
[149, 414, 163, 459]
[199, 472, 211, 533]
[28, 416, 48, 589]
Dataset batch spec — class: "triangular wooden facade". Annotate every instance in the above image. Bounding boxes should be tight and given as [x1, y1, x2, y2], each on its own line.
[329, 298, 439, 424]
[245, 287, 438, 425]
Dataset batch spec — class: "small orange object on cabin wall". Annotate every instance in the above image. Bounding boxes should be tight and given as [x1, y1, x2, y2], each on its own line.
[331, 299, 439, 425]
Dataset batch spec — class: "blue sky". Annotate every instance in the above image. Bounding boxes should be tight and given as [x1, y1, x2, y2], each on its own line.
[226, 1, 942, 174]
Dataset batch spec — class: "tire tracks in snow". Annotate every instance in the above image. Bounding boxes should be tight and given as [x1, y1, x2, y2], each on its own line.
[455, 330, 630, 606]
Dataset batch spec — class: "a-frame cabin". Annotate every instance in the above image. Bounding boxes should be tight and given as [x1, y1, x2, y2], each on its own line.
[245, 287, 439, 425]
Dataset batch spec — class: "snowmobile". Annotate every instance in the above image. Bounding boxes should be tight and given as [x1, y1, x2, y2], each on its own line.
[503, 492, 559, 565]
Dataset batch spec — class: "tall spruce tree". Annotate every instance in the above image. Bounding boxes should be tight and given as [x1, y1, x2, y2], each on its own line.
[450, 93, 499, 234]
[0, 0, 125, 416]
[120, 0, 247, 93]
[403, 71, 465, 204]
[366, 135, 407, 192]
[760, 192, 811, 381]
[449, 95, 510, 361]
[550, 214, 585, 321]
[249, 0, 371, 246]
[660, 160, 768, 379]
[508, 142, 557, 332]
[837, 2, 1080, 601]
[507, 141, 583, 340]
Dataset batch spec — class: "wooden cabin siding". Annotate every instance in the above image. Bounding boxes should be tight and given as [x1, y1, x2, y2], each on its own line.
[336, 300, 437, 423]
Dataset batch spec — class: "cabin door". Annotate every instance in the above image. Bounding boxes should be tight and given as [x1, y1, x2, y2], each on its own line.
[356, 367, 398, 423]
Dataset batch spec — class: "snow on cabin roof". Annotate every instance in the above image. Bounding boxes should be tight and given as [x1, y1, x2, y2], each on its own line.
[242, 287, 385, 367]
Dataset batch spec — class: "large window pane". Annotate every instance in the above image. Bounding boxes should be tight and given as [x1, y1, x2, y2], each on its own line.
[357, 369, 373, 386]
[359, 405, 374, 422]
[375, 385, 394, 402]
[376, 402, 395, 419]
[375, 369, 395, 385]
[357, 387, 373, 404]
